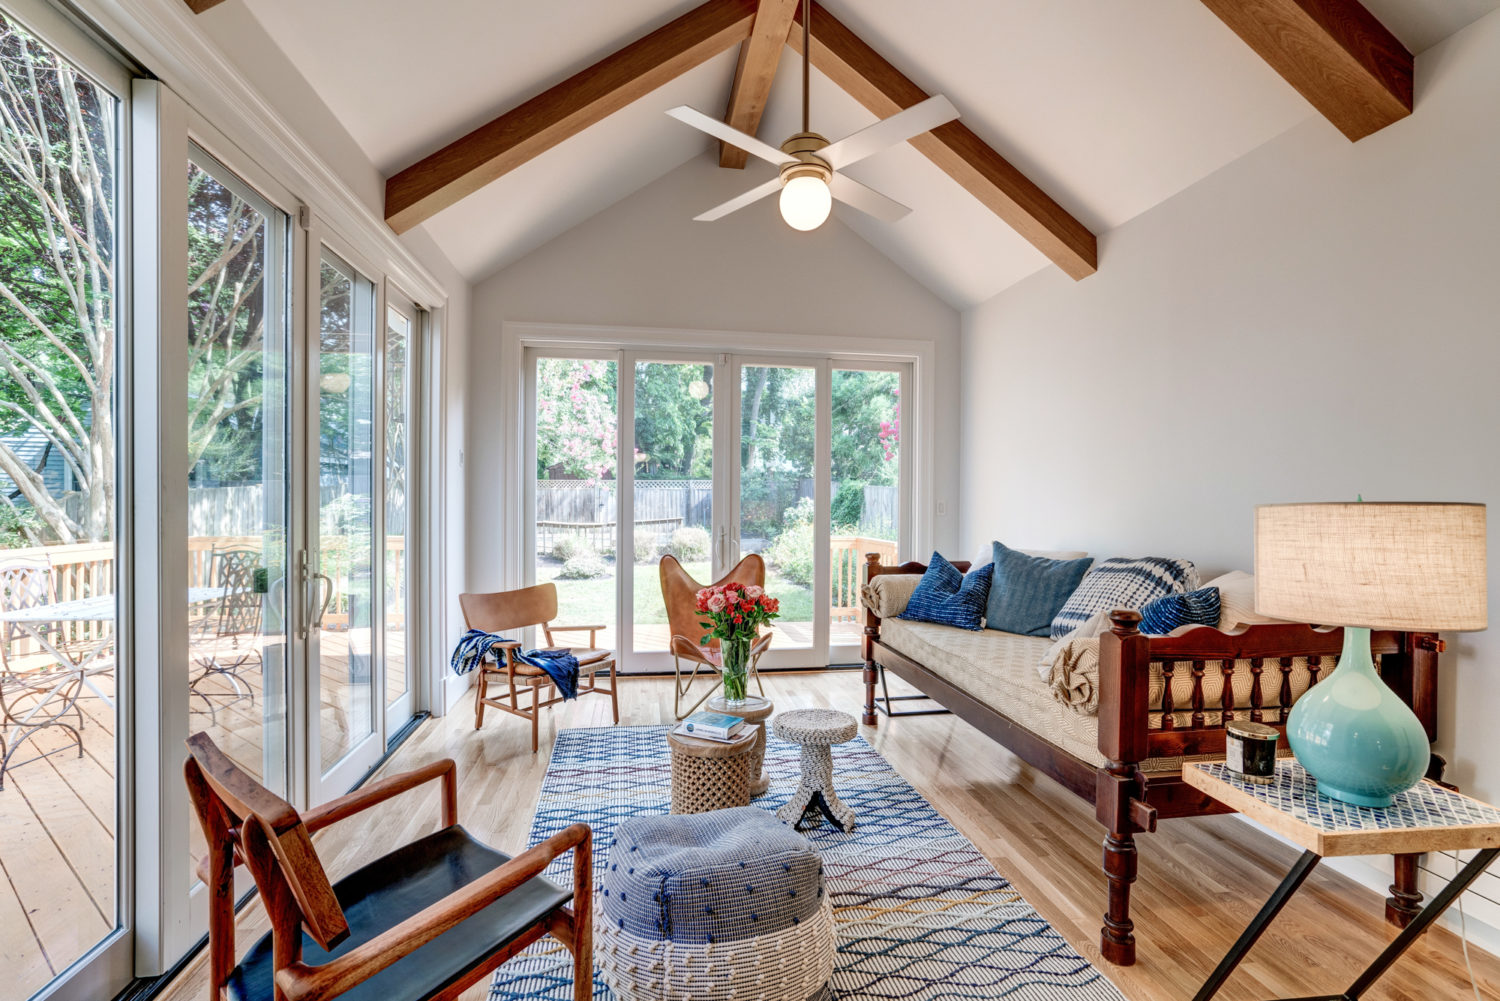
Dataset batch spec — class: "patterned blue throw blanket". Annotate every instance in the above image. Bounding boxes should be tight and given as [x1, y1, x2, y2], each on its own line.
[450, 629, 580, 700]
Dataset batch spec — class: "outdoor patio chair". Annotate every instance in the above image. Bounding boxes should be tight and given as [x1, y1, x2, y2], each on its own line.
[459, 583, 619, 753]
[661, 553, 771, 720]
[184, 731, 593, 1001]
[189, 546, 264, 721]
[0, 559, 84, 788]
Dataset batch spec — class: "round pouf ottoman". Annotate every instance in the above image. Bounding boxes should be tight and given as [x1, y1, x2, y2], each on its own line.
[773, 708, 858, 832]
[595, 806, 835, 1001]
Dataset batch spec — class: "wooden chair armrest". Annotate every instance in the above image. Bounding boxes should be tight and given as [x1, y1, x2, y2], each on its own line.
[274, 823, 591, 1001]
[547, 624, 606, 633]
[303, 758, 458, 834]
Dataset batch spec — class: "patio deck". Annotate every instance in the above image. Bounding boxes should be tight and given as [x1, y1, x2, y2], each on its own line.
[0, 630, 398, 1001]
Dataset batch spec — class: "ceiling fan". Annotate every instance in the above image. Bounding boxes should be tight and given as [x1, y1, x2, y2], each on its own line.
[666, 0, 958, 232]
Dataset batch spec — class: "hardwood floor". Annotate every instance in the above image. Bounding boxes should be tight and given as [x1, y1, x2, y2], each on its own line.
[158, 671, 1500, 1001]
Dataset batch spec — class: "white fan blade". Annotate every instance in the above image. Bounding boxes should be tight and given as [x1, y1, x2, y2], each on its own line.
[821, 95, 959, 170]
[667, 106, 789, 168]
[829, 173, 910, 223]
[694, 177, 783, 222]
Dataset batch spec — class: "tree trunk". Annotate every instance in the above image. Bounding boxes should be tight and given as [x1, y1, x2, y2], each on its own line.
[744, 367, 769, 470]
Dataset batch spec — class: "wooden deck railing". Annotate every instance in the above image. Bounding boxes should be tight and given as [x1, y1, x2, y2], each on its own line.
[832, 536, 897, 624]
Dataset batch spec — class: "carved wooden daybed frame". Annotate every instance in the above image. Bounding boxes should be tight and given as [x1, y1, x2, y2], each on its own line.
[860, 554, 1444, 967]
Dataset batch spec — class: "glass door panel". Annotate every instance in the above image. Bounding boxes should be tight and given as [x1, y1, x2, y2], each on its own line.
[738, 365, 816, 652]
[631, 361, 714, 655]
[830, 368, 900, 651]
[184, 152, 292, 878]
[0, 10, 125, 995]
[316, 251, 377, 776]
[534, 358, 618, 652]
[383, 303, 413, 726]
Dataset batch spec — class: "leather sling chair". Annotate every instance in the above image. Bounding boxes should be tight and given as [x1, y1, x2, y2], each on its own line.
[660, 553, 771, 720]
[184, 731, 592, 1001]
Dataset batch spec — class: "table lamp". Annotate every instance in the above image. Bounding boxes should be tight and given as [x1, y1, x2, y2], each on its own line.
[1254, 502, 1487, 807]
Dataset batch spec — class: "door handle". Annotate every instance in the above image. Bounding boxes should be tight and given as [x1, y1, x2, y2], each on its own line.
[312, 573, 333, 630]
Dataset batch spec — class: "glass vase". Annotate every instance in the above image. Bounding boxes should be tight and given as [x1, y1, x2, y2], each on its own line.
[721, 634, 750, 708]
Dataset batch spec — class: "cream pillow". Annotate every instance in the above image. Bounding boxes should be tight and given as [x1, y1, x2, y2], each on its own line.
[860, 573, 922, 619]
[1205, 570, 1291, 630]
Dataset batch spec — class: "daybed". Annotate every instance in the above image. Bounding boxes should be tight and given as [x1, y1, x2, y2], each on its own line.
[858, 553, 1444, 966]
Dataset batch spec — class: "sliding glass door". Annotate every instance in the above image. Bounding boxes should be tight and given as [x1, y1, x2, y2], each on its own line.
[527, 349, 909, 672]
[0, 4, 131, 997]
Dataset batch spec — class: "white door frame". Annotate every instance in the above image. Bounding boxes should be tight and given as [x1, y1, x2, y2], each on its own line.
[516, 327, 924, 673]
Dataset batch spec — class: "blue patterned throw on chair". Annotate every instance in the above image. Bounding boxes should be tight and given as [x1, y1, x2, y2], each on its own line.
[898, 552, 993, 631]
[596, 806, 835, 1001]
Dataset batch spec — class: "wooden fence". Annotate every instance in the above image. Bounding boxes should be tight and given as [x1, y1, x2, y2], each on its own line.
[536, 479, 896, 536]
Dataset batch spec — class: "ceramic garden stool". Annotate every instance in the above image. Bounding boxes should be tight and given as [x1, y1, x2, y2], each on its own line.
[774, 708, 858, 832]
[709, 693, 775, 796]
[596, 806, 835, 1001]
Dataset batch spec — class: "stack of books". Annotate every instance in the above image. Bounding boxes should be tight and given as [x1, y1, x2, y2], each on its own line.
[672, 711, 747, 743]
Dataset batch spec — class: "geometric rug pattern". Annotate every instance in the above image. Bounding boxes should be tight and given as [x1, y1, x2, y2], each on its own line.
[490, 724, 1125, 1000]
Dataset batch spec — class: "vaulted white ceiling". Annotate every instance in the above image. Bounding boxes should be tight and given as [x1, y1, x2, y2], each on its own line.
[241, 0, 1498, 309]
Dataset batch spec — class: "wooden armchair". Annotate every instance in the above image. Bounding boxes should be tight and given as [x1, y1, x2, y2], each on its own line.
[183, 732, 592, 1001]
[660, 554, 771, 720]
[459, 583, 618, 753]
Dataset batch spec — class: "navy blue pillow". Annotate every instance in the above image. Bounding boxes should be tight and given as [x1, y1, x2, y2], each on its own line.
[898, 553, 993, 631]
[1139, 587, 1222, 635]
[985, 541, 1094, 636]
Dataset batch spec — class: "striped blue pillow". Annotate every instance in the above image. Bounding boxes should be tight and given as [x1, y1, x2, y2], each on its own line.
[1139, 586, 1222, 635]
[1050, 556, 1198, 638]
[898, 552, 993, 631]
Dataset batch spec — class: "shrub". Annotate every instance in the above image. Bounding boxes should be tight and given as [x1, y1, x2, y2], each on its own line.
[557, 554, 611, 580]
[667, 526, 711, 562]
[551, 533, 592, 562]
[634, 526, 660, 564]
[765, 519, 814, 587]
[782, 496, 815, 527]
[831, 481, 865, 530]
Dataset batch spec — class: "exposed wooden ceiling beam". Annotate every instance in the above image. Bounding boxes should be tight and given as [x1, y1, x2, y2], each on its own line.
[790, 3, 1096, 280]
[184, 0, 228, 12]
[718, 0, 800, 169]
[384, 0, 759, 234]
[1199, 0, 1412, 142]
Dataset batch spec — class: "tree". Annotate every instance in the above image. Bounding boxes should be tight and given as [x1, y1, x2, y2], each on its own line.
[0, 13, 272, 545]
[535, 358, 618, 480]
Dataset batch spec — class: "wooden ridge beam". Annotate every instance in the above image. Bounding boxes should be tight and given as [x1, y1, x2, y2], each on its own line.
[384, 0, 759, 234]
[184, 0, 228, 12]
[719, 0, 800, 168]
[1199, 0, 1412, 142]
[791, 3, 1096, 280]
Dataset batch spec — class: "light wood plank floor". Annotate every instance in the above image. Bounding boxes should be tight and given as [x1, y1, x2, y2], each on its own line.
[158, 671, 1500, 1001]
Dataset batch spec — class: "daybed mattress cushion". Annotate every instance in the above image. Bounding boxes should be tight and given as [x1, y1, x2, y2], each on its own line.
[878, 618, 1108, 768]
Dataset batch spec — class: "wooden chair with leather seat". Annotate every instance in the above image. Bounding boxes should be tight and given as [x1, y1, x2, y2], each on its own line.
[660, 553, 772, 720]
[183, 731, 592, 1001]
[459, 583, 619, 753]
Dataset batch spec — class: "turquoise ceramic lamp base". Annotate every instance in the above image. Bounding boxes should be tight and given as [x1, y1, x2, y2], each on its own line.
[1286, 626, 1430, 808]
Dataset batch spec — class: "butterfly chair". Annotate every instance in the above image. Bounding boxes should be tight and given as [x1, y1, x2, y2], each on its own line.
[184, 731, 593, 1001]
[661, 553, 771, 720]
[459, 583, 619, 753]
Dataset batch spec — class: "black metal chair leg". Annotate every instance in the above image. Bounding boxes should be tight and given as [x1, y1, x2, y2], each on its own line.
[1194, 850, 1322, 1001]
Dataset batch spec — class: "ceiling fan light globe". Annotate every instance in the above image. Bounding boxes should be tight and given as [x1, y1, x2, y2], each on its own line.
[779, 175, 832, 231]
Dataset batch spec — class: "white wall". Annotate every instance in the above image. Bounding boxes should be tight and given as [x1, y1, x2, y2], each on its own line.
[959, 9, 1500, 943]
[469, 154, 961, 599]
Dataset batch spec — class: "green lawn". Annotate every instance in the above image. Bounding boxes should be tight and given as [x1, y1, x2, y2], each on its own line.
[539, 559, 814, 627]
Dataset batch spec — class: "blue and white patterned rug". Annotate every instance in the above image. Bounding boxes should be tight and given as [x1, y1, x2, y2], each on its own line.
[489, 725, 1125, 1001]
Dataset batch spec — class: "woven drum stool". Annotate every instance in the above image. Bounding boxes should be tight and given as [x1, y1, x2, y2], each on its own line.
[667, 726, 757, 814]
[596, 806, 835, 1001]
[774, 708, 858, 832]
[708, 694, 775, 796]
